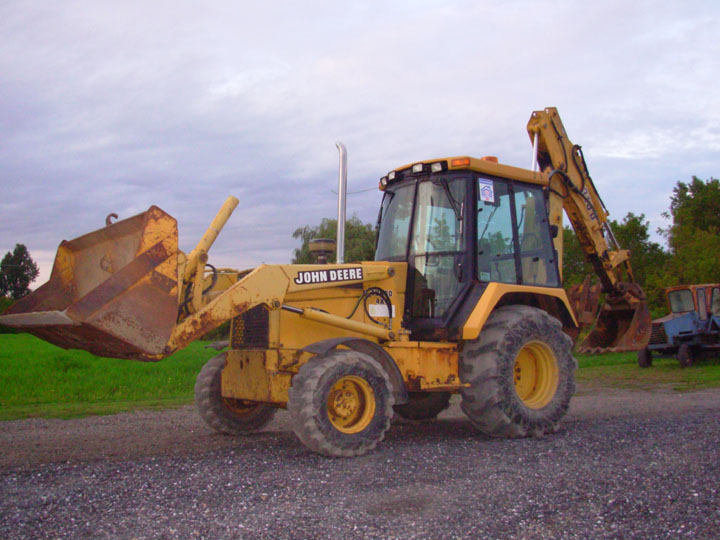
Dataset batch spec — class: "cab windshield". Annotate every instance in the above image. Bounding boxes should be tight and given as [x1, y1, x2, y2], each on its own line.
[668, 289, 695, 313]
[375, 183, 415, 261]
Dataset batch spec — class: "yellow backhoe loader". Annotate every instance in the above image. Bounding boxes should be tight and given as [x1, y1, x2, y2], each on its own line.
[1, 108, 651, 457]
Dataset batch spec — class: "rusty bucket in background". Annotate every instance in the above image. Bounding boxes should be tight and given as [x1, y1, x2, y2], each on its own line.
[0, 207, 180, 360]
[568, 276, 652, 354]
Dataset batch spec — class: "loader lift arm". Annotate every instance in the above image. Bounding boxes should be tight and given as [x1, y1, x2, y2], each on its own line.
[527, 107, 651, 353]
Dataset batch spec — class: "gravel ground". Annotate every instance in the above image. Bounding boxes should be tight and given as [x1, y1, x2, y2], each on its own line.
[2, 387, 720, 539]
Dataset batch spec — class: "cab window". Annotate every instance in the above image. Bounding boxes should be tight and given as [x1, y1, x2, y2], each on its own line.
[697, 288, 707, 320]
[514, 184, 558, 287]
[476, 177, 558, 286]
[668, 289, 695, 313]
[477, 180, 516, 283]
[375, 183, 415, 261]
[409, 178, 465, 317]
[711, 288, 720, 317]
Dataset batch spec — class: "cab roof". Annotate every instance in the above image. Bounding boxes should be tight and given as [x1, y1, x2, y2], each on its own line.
[380, 155, 547, 190]
[666, 284, 720, 293]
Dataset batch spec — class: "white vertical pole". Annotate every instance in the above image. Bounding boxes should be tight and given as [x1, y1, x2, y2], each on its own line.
[336, 142, 347, 264]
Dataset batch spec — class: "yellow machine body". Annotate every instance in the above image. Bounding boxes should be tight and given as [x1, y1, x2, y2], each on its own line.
[0, 201, 576, 406]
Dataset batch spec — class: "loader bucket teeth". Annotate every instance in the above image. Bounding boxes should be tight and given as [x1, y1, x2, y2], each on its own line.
[576, 283, 652, 354]
[0, 206, 180, 360]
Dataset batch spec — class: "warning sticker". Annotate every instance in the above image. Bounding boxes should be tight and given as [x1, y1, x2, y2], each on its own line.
[479, 179, 495, 203]
[368, 304, 396, 318]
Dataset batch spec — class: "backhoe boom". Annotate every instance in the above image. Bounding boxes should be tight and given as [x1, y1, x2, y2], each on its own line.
[527, 107, 651, 353]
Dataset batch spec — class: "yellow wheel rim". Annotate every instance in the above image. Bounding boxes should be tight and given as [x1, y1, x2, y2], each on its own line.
[513, 341, 559, 409]
[326, 376, 376, 434]
[222, 398, 259, 417]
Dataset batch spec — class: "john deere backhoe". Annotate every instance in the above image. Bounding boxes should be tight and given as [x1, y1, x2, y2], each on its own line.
[1, 108, 650, 457]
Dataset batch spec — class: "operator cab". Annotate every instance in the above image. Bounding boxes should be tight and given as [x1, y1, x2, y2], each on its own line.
[667, 285, 720, 321]
[375, 157, 560, 340]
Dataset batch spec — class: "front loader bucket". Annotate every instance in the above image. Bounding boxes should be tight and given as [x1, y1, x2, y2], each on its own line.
[0, 207, 180, 360]
[576, 283, 652, 354]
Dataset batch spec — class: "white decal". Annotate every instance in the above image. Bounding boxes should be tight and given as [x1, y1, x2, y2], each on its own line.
[479, 179, 495, 203]
[294, 267, 364, 285]
[368, 304, 396, 318]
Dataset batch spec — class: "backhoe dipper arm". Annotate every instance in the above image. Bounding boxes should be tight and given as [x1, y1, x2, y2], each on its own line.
[526, 107, 650, 353]
[527, 107, 632, 293]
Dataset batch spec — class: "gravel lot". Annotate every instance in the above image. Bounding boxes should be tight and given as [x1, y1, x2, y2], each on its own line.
[2, 386, 720, 539]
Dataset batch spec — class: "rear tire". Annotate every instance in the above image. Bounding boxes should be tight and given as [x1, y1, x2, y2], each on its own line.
[287, 350, 394, 457]
[678, 344, 693, 368]
[637, 348, 652, 368]
[195, 353, 276, 434]
[394, 392, 451, 421]
[459, 305, 576, 438]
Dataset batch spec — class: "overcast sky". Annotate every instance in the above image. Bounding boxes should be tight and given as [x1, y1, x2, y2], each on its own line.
[2, 0, 719, 286]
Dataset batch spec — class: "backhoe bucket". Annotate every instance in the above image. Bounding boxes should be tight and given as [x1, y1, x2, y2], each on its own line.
[0, 207, 180, 360]
[575, 283, 652, 354]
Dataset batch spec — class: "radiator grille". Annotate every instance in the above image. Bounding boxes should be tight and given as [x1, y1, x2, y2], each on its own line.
[231, 306, 269, 349]
[649, 322, 668, 345]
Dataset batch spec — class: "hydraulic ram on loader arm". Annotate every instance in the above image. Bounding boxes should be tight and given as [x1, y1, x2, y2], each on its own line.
[0, 199, 397, 360]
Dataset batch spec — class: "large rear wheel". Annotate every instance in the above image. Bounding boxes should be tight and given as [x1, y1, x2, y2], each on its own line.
[287, 350, 394, 457]
[460, 305, 576, 438]
[195, 353, 276, 434]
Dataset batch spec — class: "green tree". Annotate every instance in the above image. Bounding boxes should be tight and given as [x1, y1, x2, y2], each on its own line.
[561, 225, 592, 286]
[651, 176, 720, 291]
[608, 213, 668, 284]
[562, 213, 669, 311]
[665, 176, 720, 239]
[657, 176, 720, 287]
[609, 213, 669, 312]
[0, 244, 40, 299]
[292, 216, 376, 264]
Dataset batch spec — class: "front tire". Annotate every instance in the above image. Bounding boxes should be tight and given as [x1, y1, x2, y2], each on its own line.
[678, 343, 693, 368]
[459, 305, 576, 438]
[195, 353, 276, 434]
[287, 350, 394, 457]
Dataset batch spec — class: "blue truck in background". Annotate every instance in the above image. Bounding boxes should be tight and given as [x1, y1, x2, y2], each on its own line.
[639, 284, 720, 368]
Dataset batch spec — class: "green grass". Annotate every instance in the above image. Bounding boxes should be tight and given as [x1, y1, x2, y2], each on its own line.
[2, 334, 720, 421]
[0, 333, 217, 420]
[575, 351, 720, 392]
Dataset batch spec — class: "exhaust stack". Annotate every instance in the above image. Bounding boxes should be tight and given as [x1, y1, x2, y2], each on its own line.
[336, 141, 347, 264]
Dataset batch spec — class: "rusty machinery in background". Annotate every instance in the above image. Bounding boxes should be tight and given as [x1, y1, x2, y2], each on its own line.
[1, 108, 651, 457]
[638, 284, 720, 368]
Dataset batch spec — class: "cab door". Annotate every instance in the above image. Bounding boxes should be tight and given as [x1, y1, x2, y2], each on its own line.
[408, 177, 469, 320]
